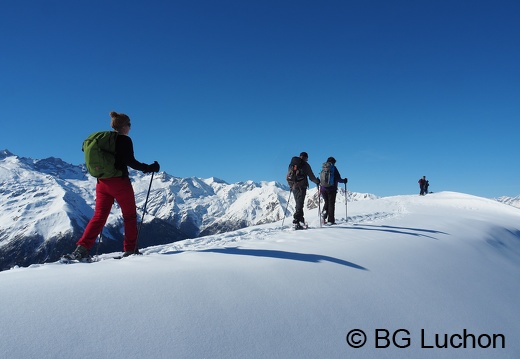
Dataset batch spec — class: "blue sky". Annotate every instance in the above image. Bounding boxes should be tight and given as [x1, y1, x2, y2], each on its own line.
[1, 0, 519, 198]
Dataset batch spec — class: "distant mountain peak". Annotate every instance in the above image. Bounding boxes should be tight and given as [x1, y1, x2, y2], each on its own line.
[0, 149, 15, 159]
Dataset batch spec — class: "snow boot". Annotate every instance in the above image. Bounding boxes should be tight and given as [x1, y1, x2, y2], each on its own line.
[62, 245, 90, 262]
[122, 249, 142, 257]
[292, 219, 308, 230]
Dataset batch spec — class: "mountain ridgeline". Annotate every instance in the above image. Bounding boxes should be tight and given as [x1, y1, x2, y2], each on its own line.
[0, 150, 377, 270]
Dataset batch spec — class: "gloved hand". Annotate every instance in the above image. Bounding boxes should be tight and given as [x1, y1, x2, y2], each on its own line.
[144, 161, 160, 173]
[314, 179, 320, 185]
[344, 177, 348, 183]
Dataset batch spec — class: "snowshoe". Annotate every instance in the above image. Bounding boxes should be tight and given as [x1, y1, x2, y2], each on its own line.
[60, 254, 93, 264]
[60, 245, 91, 263]
[112, 250, 143, 260]
[293, 222, 308, 230]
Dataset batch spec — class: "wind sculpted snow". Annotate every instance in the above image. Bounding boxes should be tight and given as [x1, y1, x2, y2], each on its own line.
[1, 192, 519, 358]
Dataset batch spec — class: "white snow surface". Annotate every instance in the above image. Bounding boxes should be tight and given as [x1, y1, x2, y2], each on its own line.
[1, 192, 519, 359]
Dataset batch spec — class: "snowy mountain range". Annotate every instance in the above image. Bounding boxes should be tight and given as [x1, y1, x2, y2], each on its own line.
[1, 149, 518, 272]
[0, 149, 378, 270]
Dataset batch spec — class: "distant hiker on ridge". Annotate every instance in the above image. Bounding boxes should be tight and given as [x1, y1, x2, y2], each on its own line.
[286, 152, 320, 230]
[63, 111, 160, 261]
[418, 176, 429, 196]
[319, 157, 348, 225]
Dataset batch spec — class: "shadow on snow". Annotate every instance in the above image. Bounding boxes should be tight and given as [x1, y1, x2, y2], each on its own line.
[338, 223, 449, 240]
[164, 247, 368, 271]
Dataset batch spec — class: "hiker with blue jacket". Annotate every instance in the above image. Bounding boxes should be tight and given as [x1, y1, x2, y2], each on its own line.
[319, 157, 347, 225]
[286, 152, 320, 229]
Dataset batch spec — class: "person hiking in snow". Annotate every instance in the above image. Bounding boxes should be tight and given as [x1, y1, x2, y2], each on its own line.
[418, 176, 427, 195]
[319, 157, 347, 225]
[286, 152, 320, 229]
[64, 112, 160, 260]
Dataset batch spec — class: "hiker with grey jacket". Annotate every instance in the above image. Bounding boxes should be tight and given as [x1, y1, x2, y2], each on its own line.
[286, 152, 320, 229]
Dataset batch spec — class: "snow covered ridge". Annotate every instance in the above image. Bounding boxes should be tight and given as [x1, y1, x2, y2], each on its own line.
[1, 191, 520, 358]
[0, 150, 375, 270]
[495, 195, 520, 208]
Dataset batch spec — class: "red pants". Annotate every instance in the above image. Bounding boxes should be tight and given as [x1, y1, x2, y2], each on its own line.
[77, 177, 138, 252]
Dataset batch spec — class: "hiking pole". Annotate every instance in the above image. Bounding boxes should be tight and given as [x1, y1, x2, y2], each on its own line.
[318, 184, 321, 227]
[281, 189, 292, 228]
[135, 172, 154, 254]
[95, 232, 103, 257]
[345, 182, 348, 223]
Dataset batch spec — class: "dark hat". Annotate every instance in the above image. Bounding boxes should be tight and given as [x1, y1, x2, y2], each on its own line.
[300, 152, 309, 159]
[327, 156, 336, 164]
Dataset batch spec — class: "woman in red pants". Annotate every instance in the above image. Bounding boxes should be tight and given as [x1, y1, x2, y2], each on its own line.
[65, 112, 160, 260]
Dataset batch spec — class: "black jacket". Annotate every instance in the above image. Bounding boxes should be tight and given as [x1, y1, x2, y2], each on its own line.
[114, 135, 150, 177]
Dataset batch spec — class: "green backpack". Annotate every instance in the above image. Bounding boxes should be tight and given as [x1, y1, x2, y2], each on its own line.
[82, 131, 123, 178]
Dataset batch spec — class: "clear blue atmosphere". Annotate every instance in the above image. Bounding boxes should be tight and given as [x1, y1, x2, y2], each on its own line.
[1, 0, 519, 198]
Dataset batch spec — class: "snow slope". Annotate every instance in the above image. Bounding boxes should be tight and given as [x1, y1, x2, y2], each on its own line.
[1, 192, 519, 359]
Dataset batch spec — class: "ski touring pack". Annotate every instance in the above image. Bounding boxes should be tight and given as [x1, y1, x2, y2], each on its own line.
[286, 156, 306, 187]
[320, 161, 335, 188]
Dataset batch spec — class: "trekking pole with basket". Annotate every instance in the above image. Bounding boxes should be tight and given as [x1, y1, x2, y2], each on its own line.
[281, 189, 292, 228]
[134, 172, 154, 254]
[318, 184, 322, 227]
[345, 182, 348, 223]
